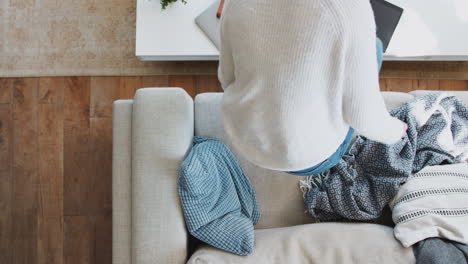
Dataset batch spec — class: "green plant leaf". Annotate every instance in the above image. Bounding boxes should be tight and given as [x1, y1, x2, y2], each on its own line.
[160, 0, 187, 10]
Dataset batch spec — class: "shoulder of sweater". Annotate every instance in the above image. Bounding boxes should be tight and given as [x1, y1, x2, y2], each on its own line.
[321, 0, 372, 15]
[320, 0, 374, 34]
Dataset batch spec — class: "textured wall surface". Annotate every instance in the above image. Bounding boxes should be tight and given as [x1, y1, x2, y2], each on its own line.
[1, 0, 468, 78]
[0, 0, 218, 77]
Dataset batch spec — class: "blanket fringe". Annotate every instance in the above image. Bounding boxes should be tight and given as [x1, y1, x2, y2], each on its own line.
[299, 175, 312, 198]
[299, 171, 328, 198]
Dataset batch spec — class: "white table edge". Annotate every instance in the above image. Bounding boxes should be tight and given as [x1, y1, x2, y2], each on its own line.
[136, 53, 468, 62]
[137, 55, 219, 61]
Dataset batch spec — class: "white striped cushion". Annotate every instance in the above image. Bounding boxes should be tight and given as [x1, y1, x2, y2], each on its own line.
[390, 163, 468, 247]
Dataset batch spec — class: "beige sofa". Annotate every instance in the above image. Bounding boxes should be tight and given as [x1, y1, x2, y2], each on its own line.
[112, 88, 468, 264]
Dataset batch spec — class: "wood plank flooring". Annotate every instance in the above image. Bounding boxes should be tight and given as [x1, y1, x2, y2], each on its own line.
[0, 76, 466, 264]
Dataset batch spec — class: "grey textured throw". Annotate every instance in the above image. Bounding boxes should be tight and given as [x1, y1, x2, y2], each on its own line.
[302, 93, 468, 221]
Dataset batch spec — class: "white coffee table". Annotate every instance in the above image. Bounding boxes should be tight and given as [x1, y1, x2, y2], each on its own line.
[136, 0, 468, 61]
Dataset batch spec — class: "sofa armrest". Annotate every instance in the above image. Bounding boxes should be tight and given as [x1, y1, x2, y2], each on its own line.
[132, 88, 194, 264]
[113, 100, 133, 264]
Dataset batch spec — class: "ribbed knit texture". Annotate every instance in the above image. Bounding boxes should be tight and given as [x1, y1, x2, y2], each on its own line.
[218, 0, 406, 171]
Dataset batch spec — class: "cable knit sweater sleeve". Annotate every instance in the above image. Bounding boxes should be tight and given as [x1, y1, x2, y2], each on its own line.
[341, 1, 405, 144]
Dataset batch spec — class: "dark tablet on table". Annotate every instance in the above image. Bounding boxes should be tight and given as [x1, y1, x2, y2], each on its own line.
[370, 0, 404, 52]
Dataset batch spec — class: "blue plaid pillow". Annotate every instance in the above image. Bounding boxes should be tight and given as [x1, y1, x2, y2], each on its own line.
[179, 136, 261, 256]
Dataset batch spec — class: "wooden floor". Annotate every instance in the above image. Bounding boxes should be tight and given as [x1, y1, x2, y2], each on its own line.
[0, 76, 467, 264]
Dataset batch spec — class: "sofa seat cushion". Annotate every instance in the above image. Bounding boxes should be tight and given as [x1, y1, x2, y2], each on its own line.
[187, 223, 415, 264]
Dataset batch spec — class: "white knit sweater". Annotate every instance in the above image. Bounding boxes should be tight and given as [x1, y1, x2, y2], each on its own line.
[218, 0, 406, 171]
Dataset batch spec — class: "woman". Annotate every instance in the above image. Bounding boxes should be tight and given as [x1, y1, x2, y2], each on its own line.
[218, 0, 407, 175]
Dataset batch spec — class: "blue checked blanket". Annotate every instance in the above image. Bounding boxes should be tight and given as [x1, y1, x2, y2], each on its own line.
[301, 93, 468, 221]
[179, 136, 261, 256]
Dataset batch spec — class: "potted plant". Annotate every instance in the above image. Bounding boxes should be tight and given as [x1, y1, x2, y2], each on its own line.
[160, 0, 187, 10]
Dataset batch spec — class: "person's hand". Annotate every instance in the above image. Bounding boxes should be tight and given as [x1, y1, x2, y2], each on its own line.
[401, 122, 408, 138]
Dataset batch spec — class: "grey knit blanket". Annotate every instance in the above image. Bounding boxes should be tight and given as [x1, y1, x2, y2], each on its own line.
[301, 93, 468, 221]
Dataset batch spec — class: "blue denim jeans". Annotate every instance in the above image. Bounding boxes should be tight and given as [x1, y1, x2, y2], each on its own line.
[286, 38, 383, 176]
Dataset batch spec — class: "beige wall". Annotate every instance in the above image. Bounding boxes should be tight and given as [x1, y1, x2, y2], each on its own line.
[0, 0, 218, 77]
[1, 0, 468, 79]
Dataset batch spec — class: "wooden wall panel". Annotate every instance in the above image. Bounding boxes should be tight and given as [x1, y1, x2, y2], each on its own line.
[12, 78, 39, 264]
[90, 77, 121, 118]
[381, 61, 468, 80]
[37, 77, 64, 264]
[89, 118, 113, 215]
[38, 104, 64, 264]
[64, 216, 94, 264]
[195, 75, 222, 94]
[0, 75, 466, 264]
[0, 103, 13, 264]
[382, 78, 415, 93]
[38, 78, 64, 217]
[94, 214, 112, 264]
[38, 77, 65, 104]
[0, 79, 13, 104]
[119, 76, 142, 99]
[413, 80, 440, 91]
[141, 75, 169, 89]
[169, 75, 196, 98]
[38, 215, 63, 264]
[439, 80, 467, 91]
[89, 117, 113, 264]
[63, 77, 92, 216]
